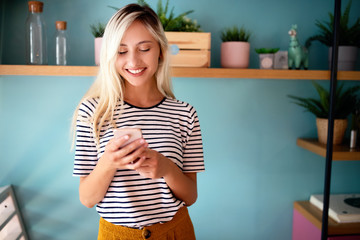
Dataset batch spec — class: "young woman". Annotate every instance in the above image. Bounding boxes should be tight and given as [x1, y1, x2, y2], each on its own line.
[72, 4, 205, 239]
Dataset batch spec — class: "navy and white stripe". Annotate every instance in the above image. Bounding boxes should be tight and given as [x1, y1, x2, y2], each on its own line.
[73, 97, 204, 227]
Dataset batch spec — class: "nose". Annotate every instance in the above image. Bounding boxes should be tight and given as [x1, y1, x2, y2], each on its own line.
[126, 51, 140, 68]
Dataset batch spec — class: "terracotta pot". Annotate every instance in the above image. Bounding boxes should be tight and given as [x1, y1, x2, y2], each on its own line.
[316, 118, 348, 145]
[221, 41, 250, 68]
[95, 37, 103, 66]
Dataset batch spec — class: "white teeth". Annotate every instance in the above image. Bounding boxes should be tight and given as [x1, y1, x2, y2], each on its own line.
[128, 69, 144, 74]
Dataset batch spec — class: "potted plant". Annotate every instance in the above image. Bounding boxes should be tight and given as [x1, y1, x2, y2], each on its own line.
[154, 0, 210, 67]
[110, 0, 210, 67]
[305, 0, 360, 71]
[221, 26, 252, 68]
[255, 48, 279, 69]
[288, 81, 360, 145]
[149, 0, 201, 32]
[90, 22, 105, 65]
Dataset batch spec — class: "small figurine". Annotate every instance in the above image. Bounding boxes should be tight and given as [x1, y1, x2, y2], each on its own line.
[288, 24, 308, 70]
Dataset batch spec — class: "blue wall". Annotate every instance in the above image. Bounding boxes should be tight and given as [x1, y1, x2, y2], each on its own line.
[2, 0, 360, 68]
[1, 0, 360, 239]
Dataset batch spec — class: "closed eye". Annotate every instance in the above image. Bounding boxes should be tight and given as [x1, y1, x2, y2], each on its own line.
[140, 49, 150, 52]
[118, 51, 127, 55]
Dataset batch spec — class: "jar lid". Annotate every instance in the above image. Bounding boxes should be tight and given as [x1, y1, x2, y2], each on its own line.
[28, 1, 43, 13]
[56, 21, 67, 30]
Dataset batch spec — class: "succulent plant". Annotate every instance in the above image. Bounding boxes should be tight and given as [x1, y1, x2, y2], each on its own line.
[221, 26, 251, 42]
[90, 22, 106, 38]
[255, 48, 280, 54]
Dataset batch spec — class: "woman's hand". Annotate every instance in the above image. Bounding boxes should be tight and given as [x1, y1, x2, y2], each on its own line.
[134, 148, 171, 179]
[79, 135, 147, 208]
[98, 135, 148, 170]
[135, 149, 198, 206]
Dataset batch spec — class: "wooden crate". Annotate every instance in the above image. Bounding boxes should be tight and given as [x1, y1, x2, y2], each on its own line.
[165, 32, 211, 68]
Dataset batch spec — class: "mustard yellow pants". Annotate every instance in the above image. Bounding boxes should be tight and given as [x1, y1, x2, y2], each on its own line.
[97, 207, 196, 240]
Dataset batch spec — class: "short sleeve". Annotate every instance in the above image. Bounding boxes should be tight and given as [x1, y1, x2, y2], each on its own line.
[73, 99, 98, 176]
[182, 107, 205, 172]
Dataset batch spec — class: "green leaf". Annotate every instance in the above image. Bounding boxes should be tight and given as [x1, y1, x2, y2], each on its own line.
[154, 0, 201, 32]
[288, 81, 360, 119]
[305, 0, 360, 47]
[90, 22, 106, 38]
[255, 48, 279, 54]
[221, 26, 251, 42]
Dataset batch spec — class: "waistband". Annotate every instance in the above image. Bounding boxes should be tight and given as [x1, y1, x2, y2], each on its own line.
[99, 207, 190, 239]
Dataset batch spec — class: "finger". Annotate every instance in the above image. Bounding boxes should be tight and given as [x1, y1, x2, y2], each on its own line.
[108, 135, 130, 152]
[136, 168, 152, 179]
[119, 143, 148, 165]
[119, 138, 147, 156]
[127, 156, 147, 169]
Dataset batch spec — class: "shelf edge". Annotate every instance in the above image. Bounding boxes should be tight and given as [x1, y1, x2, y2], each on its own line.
[1, 65, 360, 80]
[297, 138, 360, 160]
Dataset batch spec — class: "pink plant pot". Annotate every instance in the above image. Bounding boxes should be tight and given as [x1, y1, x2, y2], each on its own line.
[221, 41, 250, 68]
[95, 37, 103, 66]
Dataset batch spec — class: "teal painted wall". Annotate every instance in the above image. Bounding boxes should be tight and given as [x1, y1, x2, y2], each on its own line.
[2, 0, 360, 68]
[1, 0, 360, 239]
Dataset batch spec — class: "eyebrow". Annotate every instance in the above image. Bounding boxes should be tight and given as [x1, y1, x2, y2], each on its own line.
[120, 40, 153, 47]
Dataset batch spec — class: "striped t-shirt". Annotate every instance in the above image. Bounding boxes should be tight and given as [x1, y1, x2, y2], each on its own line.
[73, 97, 205, 228]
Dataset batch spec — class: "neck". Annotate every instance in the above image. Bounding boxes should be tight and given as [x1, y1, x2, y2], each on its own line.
[124, 81, 164, 108]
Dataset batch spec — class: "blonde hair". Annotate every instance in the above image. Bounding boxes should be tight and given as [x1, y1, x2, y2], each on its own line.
[71, 4, 174, 146]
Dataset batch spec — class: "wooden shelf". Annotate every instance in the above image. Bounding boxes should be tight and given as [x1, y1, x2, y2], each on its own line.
[297, 138, 360, 160]
[172, 68, 360, 80]
[294, 201, 360, 235]
[0, 65, 99, 77]
[0, 65, 360, 80]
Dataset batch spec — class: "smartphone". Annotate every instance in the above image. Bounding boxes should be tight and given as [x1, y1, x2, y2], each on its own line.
[113, 128, 143, 148]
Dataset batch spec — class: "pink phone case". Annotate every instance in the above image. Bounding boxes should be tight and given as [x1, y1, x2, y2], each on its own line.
[113, 128, 142, 148]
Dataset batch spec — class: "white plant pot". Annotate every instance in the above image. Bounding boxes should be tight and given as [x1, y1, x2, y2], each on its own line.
[259, 53, 275, 69]
[328, 46, 358, 71]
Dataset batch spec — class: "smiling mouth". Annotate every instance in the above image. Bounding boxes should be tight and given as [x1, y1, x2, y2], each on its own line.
[127, 68, 145, 74]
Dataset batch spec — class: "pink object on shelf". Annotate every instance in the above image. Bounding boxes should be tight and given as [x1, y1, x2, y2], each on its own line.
[94, 37, 102, 66]
[292, 209, 360, 240]
[292, 209, 320, 240]
[221, 41, 250, 68]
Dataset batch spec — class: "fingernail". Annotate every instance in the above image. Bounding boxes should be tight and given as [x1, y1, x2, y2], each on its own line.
[140, 139, 145, 144]
[123, 135, 130, 140]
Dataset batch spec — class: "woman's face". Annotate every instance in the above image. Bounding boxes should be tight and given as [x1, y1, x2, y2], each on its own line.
[116, 20, 161, 88]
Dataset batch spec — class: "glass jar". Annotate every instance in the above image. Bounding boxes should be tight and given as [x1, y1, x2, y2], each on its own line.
[25, 1, 47, 65]
[55, 21, 68, 65]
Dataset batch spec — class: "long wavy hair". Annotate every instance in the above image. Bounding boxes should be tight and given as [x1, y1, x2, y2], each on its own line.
[71, 4, 174, 146]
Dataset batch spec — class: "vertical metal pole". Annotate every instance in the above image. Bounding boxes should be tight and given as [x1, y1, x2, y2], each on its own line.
[321, 0, 341, 239]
